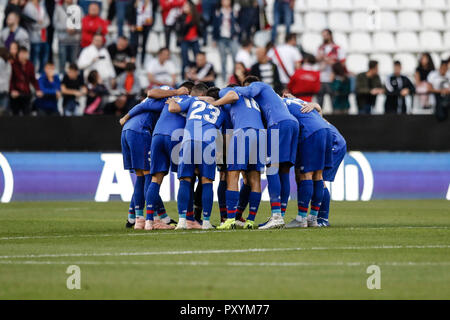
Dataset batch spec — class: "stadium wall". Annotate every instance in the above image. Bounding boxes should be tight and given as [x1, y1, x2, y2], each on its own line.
[1, 115, 449, 152]
[0, 152, 449, 202]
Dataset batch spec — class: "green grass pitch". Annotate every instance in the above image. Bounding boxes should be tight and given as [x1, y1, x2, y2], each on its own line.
[0, 200, 449, 300]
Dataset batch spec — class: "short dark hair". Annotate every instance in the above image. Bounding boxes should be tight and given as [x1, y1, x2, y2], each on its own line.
[197, 51, 206, 57]
[191, 82, 209, 95]
[285, 33, 297, 43]
[441, 59, 449, 67]
[158, 47, 170, 55]
[394, 60, 401, 66]
[18, 46, 28, 53]
[368, 60, 378, 70]
[243, 75, 260, 86]
[206, 87, 220, 100]
[179, 81, 195, 93]
[241, 39, 253, 48]
[227, 83, 239, 88]
[68, 63, 79, 71]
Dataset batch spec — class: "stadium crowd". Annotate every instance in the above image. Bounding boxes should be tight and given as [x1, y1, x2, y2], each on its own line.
[0, 0, 449, 118]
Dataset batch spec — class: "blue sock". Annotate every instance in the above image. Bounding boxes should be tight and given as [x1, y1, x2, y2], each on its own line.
[156, 195, 168, 219]
[318, 187, 330, 220]
[310, 180, 324, 217]
[144, 174, 151, 195]
[297, 180, 313, 218]
[226, 190, 239, 219]
[280, 173, 290, 217]
[201, 183, 213, 221]
[236, 183, 251, 218]
[128, 196, 135, 221]
[186, 186, 195, 221]
[177, 180, 191, 219]
[267, 173, 281, 216]
[247, 192, 261, 221]
[134, 176, 145, 218]
[145, 182, 160, 221]
[218, 180, 227, 220]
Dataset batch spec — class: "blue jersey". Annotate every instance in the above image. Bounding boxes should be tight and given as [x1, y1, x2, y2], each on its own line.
[153, 95, 190, 136]
[328, 123, 346, 152]
[124, 97, 166, 134]
[233, 82, 296, 128]
[284, 97, 329, 141]
[178, 96, 226, 142]
[219, 87, 264, 130]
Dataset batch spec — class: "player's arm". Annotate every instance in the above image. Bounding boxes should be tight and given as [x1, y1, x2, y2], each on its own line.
[147, 86, 188, 99]
[301, 102, 322, 116]
[119, 99, 163, 126]
[211, 91, 239, 106]
[232, 83, 262, 98]
[168, 97, 191, 113]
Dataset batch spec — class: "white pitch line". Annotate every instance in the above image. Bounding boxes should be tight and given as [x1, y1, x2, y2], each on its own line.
[0, 260, 449, 267]
[0, 226, 448, 241]
[0, 245, 449, 260]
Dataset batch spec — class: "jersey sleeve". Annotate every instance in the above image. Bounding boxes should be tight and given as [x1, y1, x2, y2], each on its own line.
[128, 98, 165, 117]
[177, 97, 194, 113]
[233, 82, 263, 98]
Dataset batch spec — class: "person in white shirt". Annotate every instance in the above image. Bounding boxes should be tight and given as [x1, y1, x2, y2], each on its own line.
[77, 33, 116, 86]
[235, 39, 255, 70]
[267, 33, 302, 86]
[146, 47, 177, 88]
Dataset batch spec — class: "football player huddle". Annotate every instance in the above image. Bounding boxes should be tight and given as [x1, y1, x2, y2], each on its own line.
[119, 76, 347, 231]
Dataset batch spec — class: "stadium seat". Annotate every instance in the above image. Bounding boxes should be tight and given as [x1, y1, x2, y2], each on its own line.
[396, 32, 420, 52]
[352, 0, 376, 10]
[444, 31, 450, 50]
[393, 53, 417, 75]
[446, 11, 450, 28]
[147, 32, 160, 54]
[370, 53, 393, 76]
[349, 32, 373, 53]
[294, 0, 306, 12]
[253, 30, 271, 48]
[398, 11, 421, 31]
[379, 11, 398, 31]
[399, 0, 422, 10]
[351, 11, 370, 31]
[422, 11, 446, 31]
[419, 31, 443, 51]
[373, 32, 396, 53]
[376, 0, 399, 10]
[333, 32, 349, 51]
[300, 33, 323, 55]
[423, 0, 446, 9]
[328, 12, 352, 32]
[306, 0, 329, 11]
[329, 0, 353, 10]
[346, 54, 369, 74]
[304, 12, 328, 31]
[291, 13, 304, 32]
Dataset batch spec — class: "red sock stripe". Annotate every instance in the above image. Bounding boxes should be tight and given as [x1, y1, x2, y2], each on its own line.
[271, 202, 281, 207]
[146, 210, 154, 214]
[311, 205, 320, 211]
[220, 208, 227, 212]
[298, 205, 308, 212]
[227, 209, 238, 214]
[186, 211, 194, 216]
[281, 207, 286, 212]
[249, 211, 257, 216]
[157, 211, 166, 216]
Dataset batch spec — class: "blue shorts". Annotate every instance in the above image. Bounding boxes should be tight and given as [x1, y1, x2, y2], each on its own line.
[121, 129, 152, 171]
[295, 128, 333, 173]
[227, 128, 265, 172]
[178, 140, 217, 181]
[150, 134, 181, 175]
[267, 120, 299, 166]
[323, 144, 347, 182]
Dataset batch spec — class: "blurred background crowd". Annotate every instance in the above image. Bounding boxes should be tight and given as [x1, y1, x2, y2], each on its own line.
[0, 0, 449, 118]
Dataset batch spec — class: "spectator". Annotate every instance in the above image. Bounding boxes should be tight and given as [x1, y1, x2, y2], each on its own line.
[0, 48, 12, 116]
[44, 0, 56, 63]
[414, 52, 435, 109]
[250, 46, 282, 94]
[228, 62, 248, 86]
[8, 40, 19, 61]
[78, 0, 103, 14]
[34, 62, 61, 115]
[3, 0, 37, 30]
[115, 0, 133, 37]
[116, 62, 142, 108]
[384, 61, 415, 114]
[23, 0, 50, 74]
[201, 0, 219, 46]
[175, 0, 201, 79]
[235, 39, 255, 70]
[212, 0, 240, 82]
[0, 12, 30, 51]
[186, 51, 216, 87]
[80, 2, 108, 48]
[107, 36, 136, 76]
[427, 59, 450, 121]
[103, 94, 129, 116]
[236, 0, 259, 43]
[9, 46, 43, 115]
[129, 0, 156, 65]
[61, 63, 87, 116]
[84, 69, 109, 115]
[355, 60, 384, 115]
[287, 54, 320, 102]
[53, 0, 83, 74]
[316, 29, 346, 108]
[330, 62, 351, 114]
[159, 0, 184, 48]
[271, 0, 294, 43]
[78, 33, 116, 86]
[146, 47, 177, 88]
[267, 33, 302, 86]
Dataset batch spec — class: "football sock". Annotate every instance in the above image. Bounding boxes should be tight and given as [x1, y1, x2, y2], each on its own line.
[142, 174, 151, 219]
[156, 195, 168, 219]
[134, 176, 145, 219]
[186, 184, 195, 221]
[247, 192, 262, 221]
[128, 196, 135, 222]
[194, 181, 203, 221]
[177, 180, 190, 219]
[267, 174, 281, 216]
[236, 183, 251, 219]
[226, 190, 239, 219]
[218, 180, 227, 220]
[201, 183, 213, 221]
[280, 172, 290, 217]
[297, 180, 313, 219]
[310, 180, 324, 217]
[318, 187, 330, 220]
[145, 182, 160, 221]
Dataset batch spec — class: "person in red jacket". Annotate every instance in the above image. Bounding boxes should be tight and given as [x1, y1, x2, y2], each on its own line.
[159, 0, 185, 47]
[287, 54, 320, 102]
[81, 2, 108, 48]
[9, 46, 43, 115]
